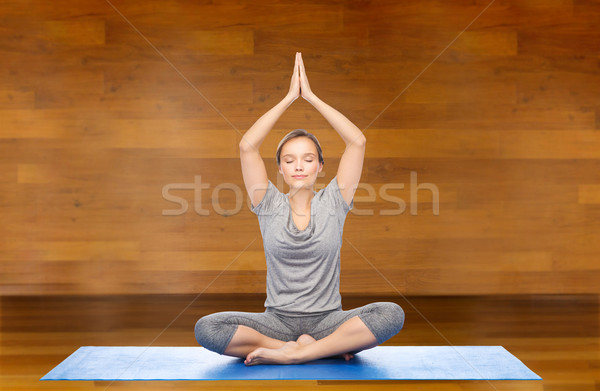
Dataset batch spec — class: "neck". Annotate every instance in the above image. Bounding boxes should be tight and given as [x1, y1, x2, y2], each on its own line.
[287, 186, 314, 211]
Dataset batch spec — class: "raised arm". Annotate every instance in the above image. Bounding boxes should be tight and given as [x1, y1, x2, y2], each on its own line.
[298, 53, 366, 207]
[239, 53, 301, 208]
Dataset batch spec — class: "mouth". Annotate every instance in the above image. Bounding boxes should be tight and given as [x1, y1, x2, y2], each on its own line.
[292, 175, 307, 179]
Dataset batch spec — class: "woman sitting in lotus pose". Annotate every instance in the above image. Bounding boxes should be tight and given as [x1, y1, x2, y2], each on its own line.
[195, 52, 404, 366]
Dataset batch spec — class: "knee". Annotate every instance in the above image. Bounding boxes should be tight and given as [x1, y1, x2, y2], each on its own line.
[194, 315, 211, 346]
[194, 313, 225, 352]
[358, 302, 405, 345]
[378, 302, 405, 335]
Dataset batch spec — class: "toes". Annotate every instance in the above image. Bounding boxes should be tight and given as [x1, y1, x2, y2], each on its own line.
[245, 355, 262, 366]
[244, 349, 261, 366]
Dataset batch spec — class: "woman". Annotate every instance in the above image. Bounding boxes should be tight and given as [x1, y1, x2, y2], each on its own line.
[195, 52, 404, 366]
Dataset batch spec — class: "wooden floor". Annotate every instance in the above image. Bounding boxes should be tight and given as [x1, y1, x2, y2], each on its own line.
[1, 294, 598, 390]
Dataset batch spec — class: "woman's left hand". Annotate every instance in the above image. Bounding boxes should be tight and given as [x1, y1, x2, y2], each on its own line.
[285, 52, 301, 102]
[298, 53, 316, 102]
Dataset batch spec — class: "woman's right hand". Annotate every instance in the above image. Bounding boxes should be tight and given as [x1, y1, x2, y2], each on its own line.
[286, 52, 301, 102]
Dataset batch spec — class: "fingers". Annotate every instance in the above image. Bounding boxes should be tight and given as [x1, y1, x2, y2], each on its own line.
[292, 53, 299, 81]
[287, 52, 301, 101]
[297, 53, 304, 80]
[299, 53, 309, 82]
[296, 52, 307, 81]
[288, 52, 310, 101]
[292, 52, 297, 75]
[296, 52, 314, 100]
[294, 53, 300, 89]
[295, 53, 300, 78]
[298, 52, 305, 72]
[298, 53, 307, 82]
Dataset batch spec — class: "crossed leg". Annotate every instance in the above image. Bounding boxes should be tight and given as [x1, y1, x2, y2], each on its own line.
[243, 316, 378, 365]
[296, 334, 355, 361]
[223, 325, 358, 362]
[222, 325, 287, 358]
[198, 302, 404, 365]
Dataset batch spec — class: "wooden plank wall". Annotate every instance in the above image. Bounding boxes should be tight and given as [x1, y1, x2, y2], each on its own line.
[1, 0, 599, 295]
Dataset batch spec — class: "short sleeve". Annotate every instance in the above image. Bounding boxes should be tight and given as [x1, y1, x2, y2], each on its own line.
[327, 175, 354, 214]
[250, 180, 282, 216]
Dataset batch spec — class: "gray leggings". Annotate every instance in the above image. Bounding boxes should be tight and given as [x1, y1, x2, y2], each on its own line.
[194, 302, 404, 355]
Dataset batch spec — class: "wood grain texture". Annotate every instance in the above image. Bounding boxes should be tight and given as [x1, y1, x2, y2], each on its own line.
[1, 0, 600, 295]
[1, 294, 597, 390]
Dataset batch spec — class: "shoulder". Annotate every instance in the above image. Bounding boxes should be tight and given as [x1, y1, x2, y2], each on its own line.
[317, 176, 353, 212]
[250, 179, 285, 215]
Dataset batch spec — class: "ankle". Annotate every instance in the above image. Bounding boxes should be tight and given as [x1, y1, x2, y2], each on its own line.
[279, 341, 304, 364]
[289, 343, 311, 364]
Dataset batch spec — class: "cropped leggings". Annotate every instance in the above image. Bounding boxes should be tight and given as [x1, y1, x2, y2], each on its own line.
[194, 302, 405, 355]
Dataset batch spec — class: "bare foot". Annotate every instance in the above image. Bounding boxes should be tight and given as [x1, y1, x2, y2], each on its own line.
[299, 334, 357, 361]
[296, 334, 316, 345]
[244, 334, 356, 365]
[244, 341, 302, 366]
[341, 352, 355, 361]
[296, 334, 354, 361]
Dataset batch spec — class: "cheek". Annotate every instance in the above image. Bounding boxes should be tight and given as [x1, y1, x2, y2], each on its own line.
[282, 164, 292, 173]
[307, 162, 320, 174]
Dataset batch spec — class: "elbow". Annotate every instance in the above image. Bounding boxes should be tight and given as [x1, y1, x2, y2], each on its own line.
[239, 139, 253, 152]
[239, 136, 262, 152]
[352, 135, 367, 147]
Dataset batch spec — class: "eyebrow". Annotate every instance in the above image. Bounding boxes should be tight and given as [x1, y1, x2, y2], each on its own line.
[282, 153, 316, 158]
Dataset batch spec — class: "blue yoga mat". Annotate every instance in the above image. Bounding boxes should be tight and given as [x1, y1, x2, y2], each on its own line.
[41, 346, 541, 381]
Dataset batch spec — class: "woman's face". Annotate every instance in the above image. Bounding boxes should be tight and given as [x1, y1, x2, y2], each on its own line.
[278, 136, 323, 190]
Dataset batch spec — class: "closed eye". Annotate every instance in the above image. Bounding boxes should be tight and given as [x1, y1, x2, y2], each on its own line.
[285, 159, 314, 163]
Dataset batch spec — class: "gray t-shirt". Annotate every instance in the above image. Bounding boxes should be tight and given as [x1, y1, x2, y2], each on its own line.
[250, 176, 354, 315]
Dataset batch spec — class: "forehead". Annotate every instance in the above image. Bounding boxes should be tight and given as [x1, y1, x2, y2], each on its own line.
[281, 137, 317, 155]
